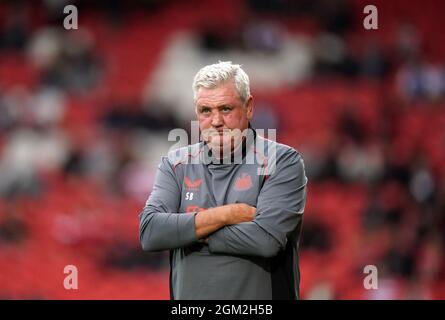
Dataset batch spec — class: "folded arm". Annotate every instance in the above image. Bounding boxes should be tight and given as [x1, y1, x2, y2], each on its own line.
[207, 149, 308, 258]
[139, 156, 256, 251]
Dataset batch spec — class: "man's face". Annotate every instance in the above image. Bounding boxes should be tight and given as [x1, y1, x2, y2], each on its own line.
[195, 80, 253, 155]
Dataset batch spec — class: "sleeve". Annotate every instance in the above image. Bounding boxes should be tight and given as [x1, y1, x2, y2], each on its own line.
[139, 156, 198, 251]
[207, 149, 307, 258]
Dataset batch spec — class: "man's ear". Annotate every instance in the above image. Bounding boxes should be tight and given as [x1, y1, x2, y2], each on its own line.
[245, 96, 254, 120]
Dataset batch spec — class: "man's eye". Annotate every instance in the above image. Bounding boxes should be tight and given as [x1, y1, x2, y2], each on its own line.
[201, 109, 210, 114]
[222, 107, 232, 112]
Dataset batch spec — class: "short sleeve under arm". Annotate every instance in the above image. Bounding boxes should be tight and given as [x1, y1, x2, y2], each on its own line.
[139, 156, 198, 251]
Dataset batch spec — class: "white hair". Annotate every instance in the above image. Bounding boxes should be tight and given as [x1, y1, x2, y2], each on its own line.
[192, 61, 250, 104]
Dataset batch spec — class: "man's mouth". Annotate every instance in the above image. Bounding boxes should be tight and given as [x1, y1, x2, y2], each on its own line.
[203, 128, 229, 138]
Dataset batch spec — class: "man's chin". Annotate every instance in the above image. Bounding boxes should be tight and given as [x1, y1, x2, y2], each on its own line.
[208, 138, 233, 154]
[208, 135, 229, 146]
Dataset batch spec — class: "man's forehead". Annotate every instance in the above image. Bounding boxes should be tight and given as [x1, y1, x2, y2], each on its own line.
[196, 83, 241, 106]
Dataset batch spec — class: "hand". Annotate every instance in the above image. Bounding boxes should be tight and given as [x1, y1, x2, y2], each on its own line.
[224, 203, 256, 225]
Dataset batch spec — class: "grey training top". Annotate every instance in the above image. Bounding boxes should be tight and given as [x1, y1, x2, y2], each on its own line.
[139, 128, 308, 300]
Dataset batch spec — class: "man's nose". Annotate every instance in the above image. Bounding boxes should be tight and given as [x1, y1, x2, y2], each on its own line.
[211, 111, 223, 127]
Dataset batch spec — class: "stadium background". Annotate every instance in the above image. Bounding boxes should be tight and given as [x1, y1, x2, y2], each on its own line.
[0, 0, 444, 299]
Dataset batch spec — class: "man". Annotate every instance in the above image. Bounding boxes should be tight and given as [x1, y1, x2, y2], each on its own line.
[139, 61, 307, 299]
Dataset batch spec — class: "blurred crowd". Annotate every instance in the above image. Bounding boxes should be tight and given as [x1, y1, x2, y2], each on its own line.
[0, 0, 444, 299]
